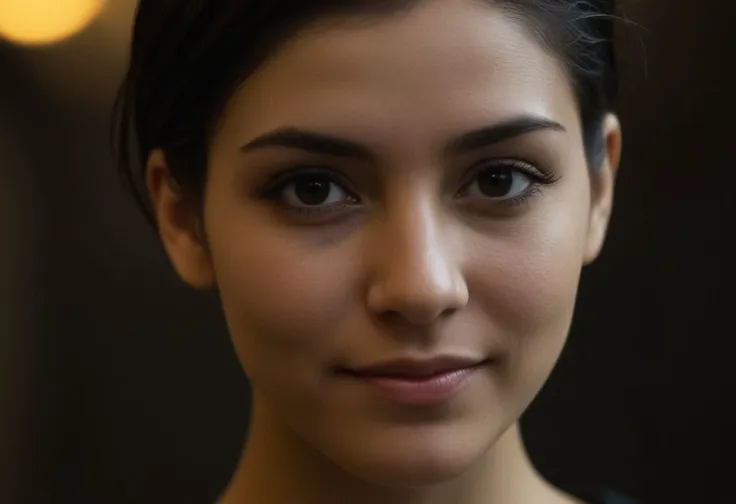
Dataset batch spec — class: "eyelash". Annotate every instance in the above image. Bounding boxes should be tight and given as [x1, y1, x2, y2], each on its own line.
[256, 159, 560, 217]
[257, 166, 360, 217]
[457, 158, 560, 209]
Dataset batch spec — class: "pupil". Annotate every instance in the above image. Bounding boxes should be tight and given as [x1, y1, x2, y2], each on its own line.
[478, 168, 513, 197]
[295, 177, 331, 205]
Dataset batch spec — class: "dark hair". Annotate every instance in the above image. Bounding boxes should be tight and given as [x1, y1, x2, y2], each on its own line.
[113, 0, 619, 224]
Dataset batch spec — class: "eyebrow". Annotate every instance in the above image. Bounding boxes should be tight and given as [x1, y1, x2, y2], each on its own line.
[239, 115, 566, 160]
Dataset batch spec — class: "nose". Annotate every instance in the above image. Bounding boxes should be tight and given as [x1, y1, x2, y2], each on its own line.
[366, 199, 469, 327]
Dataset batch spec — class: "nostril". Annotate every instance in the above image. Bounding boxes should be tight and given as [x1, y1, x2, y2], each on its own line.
[378, 304, 459, 327]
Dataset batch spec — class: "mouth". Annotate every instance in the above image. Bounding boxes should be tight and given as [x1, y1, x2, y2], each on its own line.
[336, 356, 490, 406]
[339, 356, 490, 379]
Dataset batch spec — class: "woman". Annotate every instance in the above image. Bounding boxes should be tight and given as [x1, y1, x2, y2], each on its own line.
[114, 0, 632, 502]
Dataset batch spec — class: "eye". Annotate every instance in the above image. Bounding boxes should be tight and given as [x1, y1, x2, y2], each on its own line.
[460, 160, 545, 201]
[279, 173, 356, 209]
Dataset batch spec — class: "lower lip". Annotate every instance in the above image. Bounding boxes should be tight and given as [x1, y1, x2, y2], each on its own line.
[349, 366, 480, 406]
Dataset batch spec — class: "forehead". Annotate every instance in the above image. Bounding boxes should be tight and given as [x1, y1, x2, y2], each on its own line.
[216, 0, 579, 152]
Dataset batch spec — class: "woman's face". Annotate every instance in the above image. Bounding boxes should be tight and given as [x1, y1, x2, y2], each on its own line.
[151, 0, 619, 488]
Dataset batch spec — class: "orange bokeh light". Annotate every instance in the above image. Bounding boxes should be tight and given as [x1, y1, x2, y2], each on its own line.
[0, 0, 104, 46]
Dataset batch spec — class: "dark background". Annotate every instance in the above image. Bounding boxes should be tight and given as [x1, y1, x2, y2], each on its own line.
[1, 1, 734, 503]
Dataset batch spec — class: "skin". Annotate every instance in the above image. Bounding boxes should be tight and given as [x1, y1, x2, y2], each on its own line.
[146, 0, 622, 503]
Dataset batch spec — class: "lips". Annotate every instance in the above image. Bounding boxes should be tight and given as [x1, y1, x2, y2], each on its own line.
[337, 356, 489, 406]
[341, 356, 488, 379]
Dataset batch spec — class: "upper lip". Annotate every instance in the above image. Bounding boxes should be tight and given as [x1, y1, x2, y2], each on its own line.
[344, 356, 486, 378]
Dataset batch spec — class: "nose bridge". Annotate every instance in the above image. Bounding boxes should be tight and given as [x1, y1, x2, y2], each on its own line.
[395, 199, 450, 285]
[367, 192, 468, 325]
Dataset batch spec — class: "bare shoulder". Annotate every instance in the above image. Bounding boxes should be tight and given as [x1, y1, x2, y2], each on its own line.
[554, 487, 638, 504]
[540, 481, 587, 504]
[552, 489, 587, 504]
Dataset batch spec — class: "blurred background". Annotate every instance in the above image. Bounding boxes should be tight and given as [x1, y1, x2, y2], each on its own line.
[1, 1, 734, 503]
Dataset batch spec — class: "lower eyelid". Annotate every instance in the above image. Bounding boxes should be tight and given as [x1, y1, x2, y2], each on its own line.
[457, 184, 544, 214]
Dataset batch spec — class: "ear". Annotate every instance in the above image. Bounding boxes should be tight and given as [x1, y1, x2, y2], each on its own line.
[146, 149, 216, 289]
[584, 114, 622, 265]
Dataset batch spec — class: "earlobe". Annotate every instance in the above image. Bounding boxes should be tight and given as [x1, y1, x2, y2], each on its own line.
[146, 149, 216, 289]
[584, 113, 622, 265]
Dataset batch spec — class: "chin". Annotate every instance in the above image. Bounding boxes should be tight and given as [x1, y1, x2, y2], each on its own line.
[329, 423, 493, 489]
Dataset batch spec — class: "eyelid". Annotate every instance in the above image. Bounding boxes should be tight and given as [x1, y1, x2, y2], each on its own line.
[468, 157, 544, 176]
[461, 157, 558, 187]
[257, 165, 361, 201]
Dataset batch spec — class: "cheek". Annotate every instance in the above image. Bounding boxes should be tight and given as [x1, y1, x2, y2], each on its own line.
[470, 192, 590, 384]
[206, 219, 359, 378]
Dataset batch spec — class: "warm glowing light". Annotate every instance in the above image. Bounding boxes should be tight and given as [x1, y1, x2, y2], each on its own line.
[0, 0, 104, 46]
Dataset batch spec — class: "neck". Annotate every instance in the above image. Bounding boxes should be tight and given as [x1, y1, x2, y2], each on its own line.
[218, 397, 563, 504]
